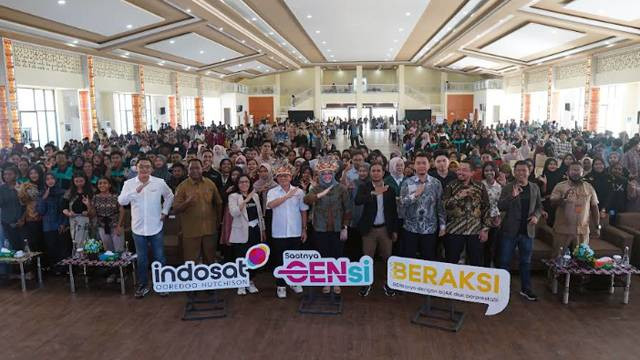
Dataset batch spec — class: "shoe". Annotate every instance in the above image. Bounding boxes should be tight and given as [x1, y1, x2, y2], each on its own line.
[520, 289, 538, 301]
[237, 287, 247, 296]
[322, 286, 330, 294]
[383, 284, 397, 297]
[276, 286, 287, 299]
[134, 285, 149, 299]
[333, 286, 341, 295]
[106, 274, 116, 284]
[290, 285, 303, 294]
[248, 282, 259, 294]
[359, 285, 372, 297]
[158, 292, 169, 297]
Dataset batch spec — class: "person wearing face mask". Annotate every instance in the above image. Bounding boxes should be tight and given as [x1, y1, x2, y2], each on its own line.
[304, 157, 351, 295]
[550, 162, 600, 257]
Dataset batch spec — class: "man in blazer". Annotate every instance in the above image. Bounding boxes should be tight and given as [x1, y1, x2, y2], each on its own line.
[497, 160, 542, 301]
[355, 163, 399, 297]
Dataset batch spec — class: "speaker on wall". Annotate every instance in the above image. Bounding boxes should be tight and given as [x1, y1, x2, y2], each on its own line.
[637, 111, 640, 125]
[237, 105, 243, 112]
[160, 107, 166, 115]
[565, 103, 571, 111]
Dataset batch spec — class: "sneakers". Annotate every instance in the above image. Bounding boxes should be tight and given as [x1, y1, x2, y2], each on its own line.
[333, 286, 341, 295]
[290, 285, 303, 294]
[359, 285, 372, 297]
[520, 288, 538, 301]
[322, 286, 331, 294]
[134, 285, 149, 299]
[106, 274, 117, 284]
[383, 284, 397, 297]
[276, 286, 287, 299]
[248, 282, 259, 294]
[237, 287, 247, 296]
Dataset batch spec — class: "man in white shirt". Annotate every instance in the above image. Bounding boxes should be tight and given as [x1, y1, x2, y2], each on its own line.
[266, 164, 309, 298]
[118, 157, 174, 298]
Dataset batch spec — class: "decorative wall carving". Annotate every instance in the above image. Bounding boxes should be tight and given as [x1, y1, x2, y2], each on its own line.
[12, 41, 82, 74]
[203, 77, 222, 92]
[555, 62, 586, 80]
[144, 66, 172, 85]
[94, 58, 135, 80]
[178, 73, 197, 89]
[596, 48, 640, 73]
[526, 70, 547, 84]
[505, 76, 521, 87]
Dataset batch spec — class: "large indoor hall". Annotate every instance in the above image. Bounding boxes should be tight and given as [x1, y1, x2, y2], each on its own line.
[1, 1, 640, 359]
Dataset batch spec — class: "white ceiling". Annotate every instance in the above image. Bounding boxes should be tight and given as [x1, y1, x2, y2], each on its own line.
[283, 0, 431, 62]
[146, 33, 242, 64]
[481, 23, 585, 60]
[0, 0, 164, 37]
[448, 56, 506, 70]
[565, 0, 640, 23]
[225, 60, 273, 73]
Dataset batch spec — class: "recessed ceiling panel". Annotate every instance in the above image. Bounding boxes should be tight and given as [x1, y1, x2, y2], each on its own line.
[283, 0, 431, 61]
[481, 23, 585, 60]
[0, 0, 164, 36]
[146, 33, 243, 65]
[448, 56, 505, 70]
[225, 61, 273, 74]
[565, 0, 640, 23]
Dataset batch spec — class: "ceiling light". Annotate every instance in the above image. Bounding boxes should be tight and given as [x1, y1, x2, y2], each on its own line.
[270, 56, 274, 59]
[185, 67, 191, 71]
[269, 32, 274, 35]
[221, 58, 226, 61]
[281, 42, 286, 45]
[126, 24, 133, 29]
[219, 27, 223, 31]
[405, 12, 411, 16]
[315, 30, 320, 34]
[219, 74, 224, 78]
[257, 65, 261, 68]
[57, 0, 66, 5]
[398, 28, 404, 32]
[327, 49, 332, 52]
[251, 17, 257, 21]
[389, 48, 393, 51]
[66, 42, 76, 47]
[238, 64, 243, 67]
[306, 14, 312, 19]
[186, 8, 191, 13]
[241, 40, 246, 43]
[158, 62, 164, 66]
[72, 40, 79, 44]
[169, 40, 175, 44]
[607, 44, 614, 48]
[446, 27, 452, 31]
[120, 55, 128, 59]
[206, 71, 211, 75]
[322, 41, 326, 44]
[393, 39, 398, 43]
[330, 55, 335, 58]
[124, 52, 130, 56]
[266, 69, 270, 72]
[199, 50, 204, 54]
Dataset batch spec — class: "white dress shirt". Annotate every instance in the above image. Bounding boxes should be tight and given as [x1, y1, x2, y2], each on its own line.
[118, 175, 174, 236]
[266, 185, 309, 239]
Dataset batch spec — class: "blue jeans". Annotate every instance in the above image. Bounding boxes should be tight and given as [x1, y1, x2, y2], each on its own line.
[132, 231, 165, 287]
[498, 234, 533, 291]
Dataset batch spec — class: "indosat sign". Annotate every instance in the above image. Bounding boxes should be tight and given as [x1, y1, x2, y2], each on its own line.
[151, 244, 270, 293]
[387, 256, 510, 315]
[274, 250, 373, 286]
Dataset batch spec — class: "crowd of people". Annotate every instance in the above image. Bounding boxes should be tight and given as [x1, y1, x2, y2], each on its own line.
[1, 116, 639, 301]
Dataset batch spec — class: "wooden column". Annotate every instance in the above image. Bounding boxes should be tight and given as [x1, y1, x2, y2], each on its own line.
[2, 38, 19, 142]
[583, 58, 592, 129]
[132, 94, 142, 133]
[168, 95, 177, 128]
[171, 72, 181, 127]
[137, 65, 146, 131]
[79, 90, 91, 139]
[87, 56, 98, 133]
[589, 87, 599, 131]
[523, 93, 531, 123]
[0, 86, 9, 147]
[520, 72, 526, 122]
[546, 66, 553, 122]
[195, 76, 203, 125]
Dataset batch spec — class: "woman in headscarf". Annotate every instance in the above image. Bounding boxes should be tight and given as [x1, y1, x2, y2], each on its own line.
[558, 153, 576, 177]
[151, 154, 171, 182]
[384, 156, 405, 196]
[212, 144, 227, 170]
[538, 158, 564, 226]
[234, 154, 247, 172]
[19, 165, 45, 262]
[518, 138, 532, 160]
[584, 158, 612, 214]
[502, 145, 523, 163]
[304, 157, 351, 295]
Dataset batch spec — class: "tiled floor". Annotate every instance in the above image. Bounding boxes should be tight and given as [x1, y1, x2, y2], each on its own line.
[332, 128, 399, 155]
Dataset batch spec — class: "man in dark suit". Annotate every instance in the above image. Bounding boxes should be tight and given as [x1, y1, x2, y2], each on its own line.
[355, 163, 399, 297]
[497, 160, 542, 301]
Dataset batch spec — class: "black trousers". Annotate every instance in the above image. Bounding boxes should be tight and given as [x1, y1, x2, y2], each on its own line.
[24, 221, 45, 264]
[484, 227, 500, 267]
[344, 227, 363, 261]
[272, 236, 301, 286]
[2, 223, 23, 250]
[43, 230, 68, 269]
[445, 234, 484, 266]
[399, 231, 437, 260]
[232, 226, 260, 280]
[314, 231, 343, 259]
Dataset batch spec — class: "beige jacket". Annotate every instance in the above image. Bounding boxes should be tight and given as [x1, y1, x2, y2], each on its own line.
[228, 192, 265, 244]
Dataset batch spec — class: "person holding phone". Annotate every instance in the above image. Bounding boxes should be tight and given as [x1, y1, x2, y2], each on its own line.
[62, 173, 93, 254]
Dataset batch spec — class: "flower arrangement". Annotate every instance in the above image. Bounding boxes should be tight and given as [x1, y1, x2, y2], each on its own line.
[84, 239, 102, 260]
[573, 243, 595, 266]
